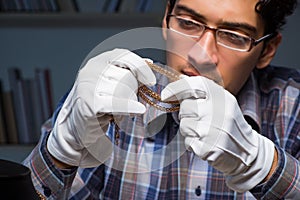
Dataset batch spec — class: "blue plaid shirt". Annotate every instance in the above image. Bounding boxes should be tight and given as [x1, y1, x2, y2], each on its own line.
[23, 65, 300, 199]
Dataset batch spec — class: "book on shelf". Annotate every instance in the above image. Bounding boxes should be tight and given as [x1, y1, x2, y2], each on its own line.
[6, 67, 54, 144]
[56, 0, 76, 12]
[1, 91, 18, 144]
[103, 0, 121, 13]
[138, 0, 149, 12]
[0, 0, 59, 12]
[1, 0, 168, 14]
[18, 78, 35, 143]
[35, 68, 54, 122]
[48, 0, 60, 11]
[0, 0, 17, 11]
[119, 0, 139, 13]
[29, 76, 44, 142]
[7, 68, 23, 143]
[8, 68, 33, 144]
[143, 0, 167, 13]
[74, 0, 107, 13]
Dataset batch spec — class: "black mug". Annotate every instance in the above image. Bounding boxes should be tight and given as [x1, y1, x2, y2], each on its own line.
[0, 159, 40, 200]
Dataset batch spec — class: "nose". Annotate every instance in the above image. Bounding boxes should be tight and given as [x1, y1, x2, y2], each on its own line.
[188, 30, 218, 63]
[187, 31, 218, 73]
[187, 31, 223, 84]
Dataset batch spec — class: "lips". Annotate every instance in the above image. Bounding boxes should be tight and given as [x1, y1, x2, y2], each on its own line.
[182, 67, 201, 76]
[181, 65, 223, 86]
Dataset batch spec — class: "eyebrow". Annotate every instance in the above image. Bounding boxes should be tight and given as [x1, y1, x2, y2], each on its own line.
[174, 5, 205, 21]
[174, 4, 258, 35]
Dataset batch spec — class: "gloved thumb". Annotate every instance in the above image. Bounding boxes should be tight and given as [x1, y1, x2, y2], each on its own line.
[161, 77, 207, 101]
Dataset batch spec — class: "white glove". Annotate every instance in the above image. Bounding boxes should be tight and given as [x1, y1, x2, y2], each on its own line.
[161, 76, 275, 192]
[47, 48, 156, 168]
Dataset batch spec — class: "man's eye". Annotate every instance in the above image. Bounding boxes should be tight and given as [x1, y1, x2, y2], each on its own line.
[177, 18, 199, 29]
[219, 31, 248, 45]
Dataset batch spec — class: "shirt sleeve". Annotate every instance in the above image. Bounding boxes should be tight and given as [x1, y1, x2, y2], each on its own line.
[22, 119, 77, 200]
[250, 146, 300, 199]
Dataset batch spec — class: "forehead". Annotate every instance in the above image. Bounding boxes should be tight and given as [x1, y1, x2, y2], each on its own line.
[174, 0, 264, 34]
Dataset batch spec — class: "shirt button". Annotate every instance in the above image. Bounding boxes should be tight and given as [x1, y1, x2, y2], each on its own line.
[195, 186, 201, 196]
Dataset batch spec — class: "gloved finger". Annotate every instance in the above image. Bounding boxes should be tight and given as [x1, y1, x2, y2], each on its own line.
[179, 118, 211, 138]
[183, 136, 207, 158]
[161, 76, 207, 101]
[110, 50, 156, 86]
[95, 65, 146, 114]
[94, 96, 146, 114]
[96, 65, 140, 99]
[178, 98, 208, 119]
[184, 134, 220, 160]
[79, 49, 156, 88]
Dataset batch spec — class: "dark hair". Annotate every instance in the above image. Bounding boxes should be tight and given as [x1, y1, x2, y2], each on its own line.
[167, 0, 298, 34]
[255, 0, 298, 34]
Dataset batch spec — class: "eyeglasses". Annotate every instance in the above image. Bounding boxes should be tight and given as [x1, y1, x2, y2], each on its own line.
[167, 14, 274, 52]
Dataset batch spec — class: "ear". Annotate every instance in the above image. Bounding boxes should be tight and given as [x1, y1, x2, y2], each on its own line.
[256, 33, 282, 69]
[162, 2, 171, 40]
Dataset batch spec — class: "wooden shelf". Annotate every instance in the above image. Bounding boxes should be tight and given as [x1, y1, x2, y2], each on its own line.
[0, 13, 164, 28]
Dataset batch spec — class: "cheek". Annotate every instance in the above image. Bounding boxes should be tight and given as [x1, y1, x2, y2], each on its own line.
[218, 51, 260, 94]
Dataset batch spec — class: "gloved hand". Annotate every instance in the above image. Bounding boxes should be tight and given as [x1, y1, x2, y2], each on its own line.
[161, 76, 275, 192]
[47, 48, 156, 168]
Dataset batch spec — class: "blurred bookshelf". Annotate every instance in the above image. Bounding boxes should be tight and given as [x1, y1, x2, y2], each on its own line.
[0, 0, 165, 28]
[0, 13, 163, 28]
[0, 0, 167, 161]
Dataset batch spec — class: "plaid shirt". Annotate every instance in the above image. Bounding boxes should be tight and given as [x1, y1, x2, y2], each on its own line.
[23, 65, 300, 199]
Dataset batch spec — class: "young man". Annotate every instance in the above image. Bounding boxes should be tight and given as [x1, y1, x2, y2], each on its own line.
[24, 0, 299, 199]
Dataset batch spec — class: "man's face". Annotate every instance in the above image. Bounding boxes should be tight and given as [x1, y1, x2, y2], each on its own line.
[162, 0, 278, 95]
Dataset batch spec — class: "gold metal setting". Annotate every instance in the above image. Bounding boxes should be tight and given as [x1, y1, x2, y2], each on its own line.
[137, 61, 180, 112]
[36, 190, 46, 200]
